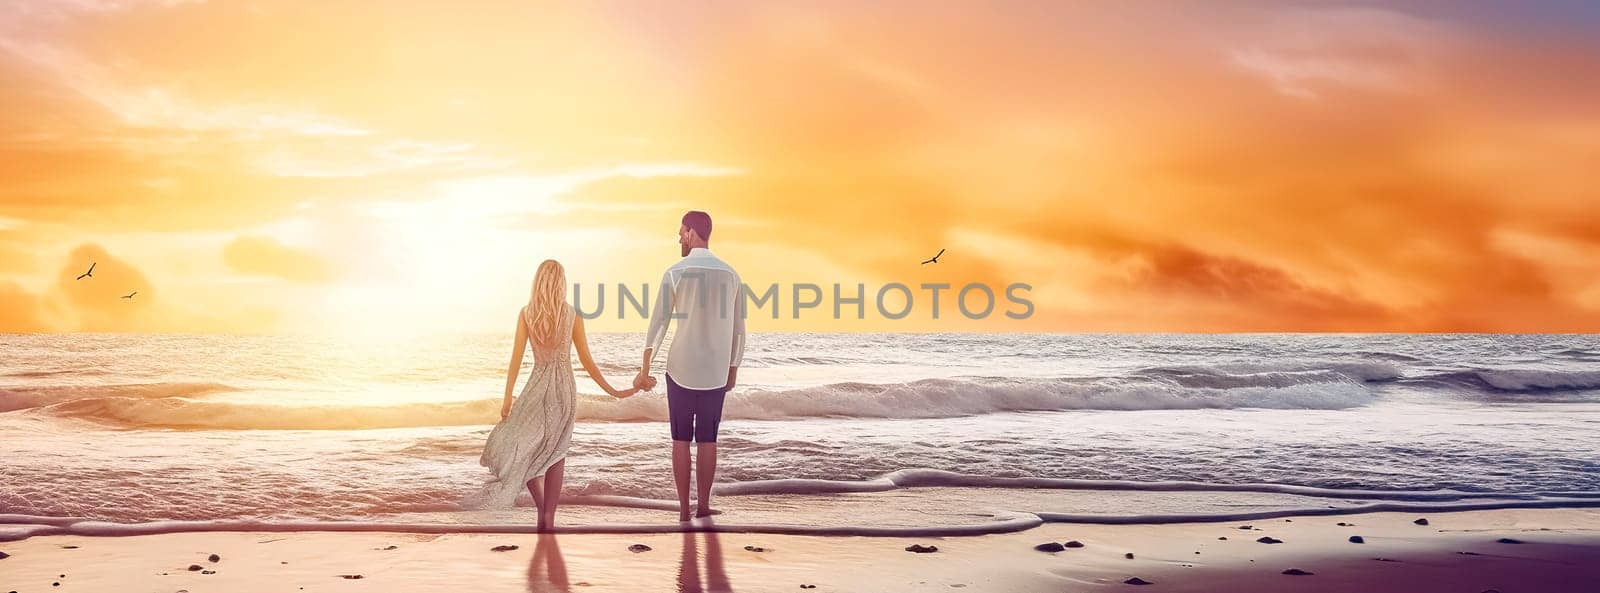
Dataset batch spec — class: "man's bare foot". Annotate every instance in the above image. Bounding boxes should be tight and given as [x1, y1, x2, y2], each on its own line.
[695, 506, 721, 518]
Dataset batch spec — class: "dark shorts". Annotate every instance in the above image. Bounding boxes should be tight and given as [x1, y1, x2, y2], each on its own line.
[666, 374, 728, 443]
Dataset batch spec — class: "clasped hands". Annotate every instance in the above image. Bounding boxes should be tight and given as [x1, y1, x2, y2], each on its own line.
[631, 371, 659, 393]
[610, 369, 656, 399]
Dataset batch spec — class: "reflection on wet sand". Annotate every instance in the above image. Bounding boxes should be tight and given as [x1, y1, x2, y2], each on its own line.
[527, 533, 570, 593]
[678, 531, 734, 593]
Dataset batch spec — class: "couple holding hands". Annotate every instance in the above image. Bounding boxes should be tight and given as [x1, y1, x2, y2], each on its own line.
[479, 210, 746, 531]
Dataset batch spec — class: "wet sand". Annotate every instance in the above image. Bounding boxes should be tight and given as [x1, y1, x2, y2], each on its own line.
[1, 508, 1596, 592]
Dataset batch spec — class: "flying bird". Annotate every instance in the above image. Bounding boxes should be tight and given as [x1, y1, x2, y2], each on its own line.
[76, 262, 96, 280]
[921, 249, 945, 265]
[121, 291, 136, 299]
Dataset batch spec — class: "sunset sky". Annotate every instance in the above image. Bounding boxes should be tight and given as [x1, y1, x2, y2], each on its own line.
[2, 0, 1598, 334]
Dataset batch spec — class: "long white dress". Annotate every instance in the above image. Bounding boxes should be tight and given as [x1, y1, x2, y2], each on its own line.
[477, 303, 578, 508]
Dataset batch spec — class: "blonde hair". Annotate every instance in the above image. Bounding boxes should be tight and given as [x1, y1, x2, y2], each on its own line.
[524, 259, 567, 350]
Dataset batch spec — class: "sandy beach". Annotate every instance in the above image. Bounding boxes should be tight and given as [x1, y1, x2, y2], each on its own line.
[3, 508, 1596, 592]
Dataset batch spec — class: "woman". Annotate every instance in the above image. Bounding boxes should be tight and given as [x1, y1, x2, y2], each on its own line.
[479, 259, 644, 531]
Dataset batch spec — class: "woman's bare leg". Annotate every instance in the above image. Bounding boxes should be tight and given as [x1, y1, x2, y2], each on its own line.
[527, 476, 546, 509]
[527, 476, 546, 531]
[541, 459, 565, 530]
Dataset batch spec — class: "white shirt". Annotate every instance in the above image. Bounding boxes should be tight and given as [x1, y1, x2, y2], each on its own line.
[645, 248, 746, 390]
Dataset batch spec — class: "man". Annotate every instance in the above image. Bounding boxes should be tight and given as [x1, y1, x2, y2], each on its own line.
[636, 210, 746, 521]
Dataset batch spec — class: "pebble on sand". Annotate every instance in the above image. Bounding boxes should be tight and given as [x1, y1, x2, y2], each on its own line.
[744, 545, 769, 553]
[201, 570, 216, 575]
[490, 545, 520, 552]
[1033, 542, 1066, 553]
[208, 553, 221, 562]
[0, 551, 9, 559]
[1124, 553, 1134, 559]
[1256, 537, 1283, 544]
[1349, 536, 1365, 544]
[187, 564, 204, 571]
[905, 544, 939, 554]
[629, 544, 653, 553]
[1123, 577, 1153, 585]
[378, 545, 399, 550]
[1413, 518, 1430, 525]
[1217, 536, 1227, 540]
[1336, 522, 1352, 526]
[800, 585, 817, 589]
[1063, 540, 1084, 548]
[1237, 525, 1253, 530]
[1496, 538, 1524, 544]
[339, 574, 364, 579]
[1282, 568, 1314, 576]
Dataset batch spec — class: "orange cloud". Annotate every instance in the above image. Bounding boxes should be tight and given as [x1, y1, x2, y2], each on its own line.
[0, 243, 158, 332]
[0, 281, 52, 332]
[0, 243, 282, 333]
[53, 243, 157, 332]
[0, 233, 38, 274]
[1113, 244, 1392, 332]
[222, 236, 336, 283]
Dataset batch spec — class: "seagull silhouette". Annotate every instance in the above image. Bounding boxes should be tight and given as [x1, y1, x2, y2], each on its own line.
[921, 249, 945, 265]
[76, 262, 96, 280]
[121, 291, 136, 299]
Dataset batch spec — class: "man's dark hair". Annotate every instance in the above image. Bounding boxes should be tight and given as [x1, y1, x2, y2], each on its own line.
[683, 210, 713, 240]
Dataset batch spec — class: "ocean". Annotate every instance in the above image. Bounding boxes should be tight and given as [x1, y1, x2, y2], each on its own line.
[3, 332, 1598, 538]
